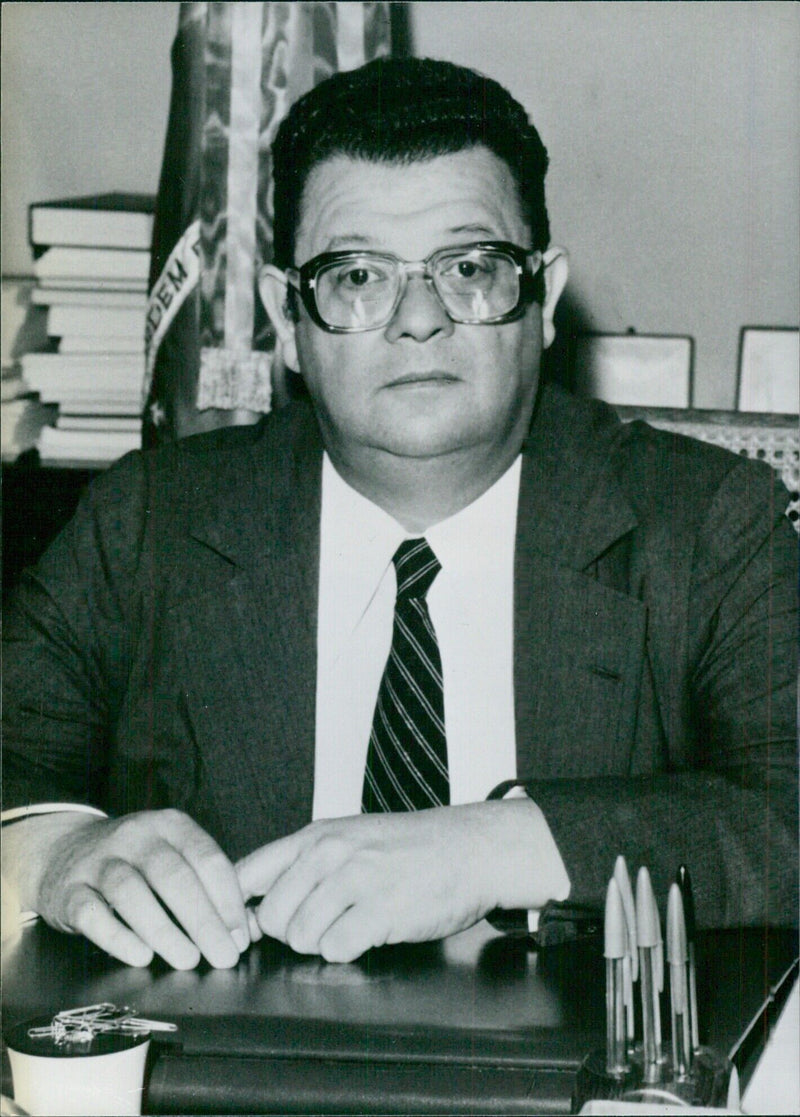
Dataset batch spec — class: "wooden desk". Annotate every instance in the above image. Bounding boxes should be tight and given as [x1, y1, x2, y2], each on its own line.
[2, 921, 796, 1115]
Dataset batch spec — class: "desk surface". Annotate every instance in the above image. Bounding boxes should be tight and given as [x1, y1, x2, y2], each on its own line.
[2, 921, 797, 1115]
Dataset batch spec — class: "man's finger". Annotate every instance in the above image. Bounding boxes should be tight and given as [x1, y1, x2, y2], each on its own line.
[247, 907, 263, 943]
[252, 832, 352, 942]
[174, 823, 249, 952]
[317, 903, 388, 964]
[137, 845, 239, 968]
[98, 857, 202, 970]
[67, 884, 154, 968]
[236, 829, 307, 902]
[283, 870, 360, 955]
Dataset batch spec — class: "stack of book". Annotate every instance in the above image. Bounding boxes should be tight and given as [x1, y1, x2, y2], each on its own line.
[22, 193, 154, 466]
[1, 279, 57, 461]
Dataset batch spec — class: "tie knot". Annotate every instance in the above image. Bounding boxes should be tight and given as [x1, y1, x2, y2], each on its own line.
[393, 538, 441, 601]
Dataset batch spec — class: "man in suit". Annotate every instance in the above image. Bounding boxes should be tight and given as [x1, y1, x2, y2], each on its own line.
[3, 59, 797, 970]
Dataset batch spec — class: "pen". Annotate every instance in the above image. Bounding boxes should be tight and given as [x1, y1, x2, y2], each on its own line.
[726, 1063, 740, 1111]
[614, 855, 638, 1049]
[666, 883, 692, 1078]
[650, 882, 664, 1061]
[635, 866, 662, 1083]
[676, 864, 700, 1052]
[604, 877, 630, 1076]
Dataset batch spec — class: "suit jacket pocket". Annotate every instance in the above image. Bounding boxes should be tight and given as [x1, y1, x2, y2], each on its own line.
[514, 563, 646, 779]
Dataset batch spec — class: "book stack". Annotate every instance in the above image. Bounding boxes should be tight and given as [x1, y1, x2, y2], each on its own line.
[22, 193, 154, 466]
[1, 279, 57, 461]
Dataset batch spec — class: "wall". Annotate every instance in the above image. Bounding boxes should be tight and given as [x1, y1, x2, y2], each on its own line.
[2, 2, 797, 406]
[411, 2, 799, 407]
[1, 2, 178, 276]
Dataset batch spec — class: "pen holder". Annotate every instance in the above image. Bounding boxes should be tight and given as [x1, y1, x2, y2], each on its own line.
[5, 1017, 151, 1116]
[571, 1044, 733, 1113]
[571, 1048, 640, 1111]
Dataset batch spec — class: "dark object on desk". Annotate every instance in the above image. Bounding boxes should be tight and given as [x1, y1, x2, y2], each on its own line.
[2, 921, 796, 1116]
[487, 897, 602, 946]
[536, 903, 603, 948]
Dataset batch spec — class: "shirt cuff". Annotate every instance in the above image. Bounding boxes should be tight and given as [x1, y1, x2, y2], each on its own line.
[1, 803, 108, 825]
[1, 804, 108, 928]
[487, 780, 571, 935]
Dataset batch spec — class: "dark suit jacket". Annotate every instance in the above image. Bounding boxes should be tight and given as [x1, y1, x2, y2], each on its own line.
[4, 386, 798, 926]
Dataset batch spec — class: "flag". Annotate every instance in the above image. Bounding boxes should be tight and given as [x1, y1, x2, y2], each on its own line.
[143, 2, 392, 444]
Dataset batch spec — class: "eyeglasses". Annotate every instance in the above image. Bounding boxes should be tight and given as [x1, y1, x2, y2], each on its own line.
[285, 242, 542, 333]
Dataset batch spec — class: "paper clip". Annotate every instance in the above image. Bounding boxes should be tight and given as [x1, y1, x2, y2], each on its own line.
[27, 1003, 177, 1046]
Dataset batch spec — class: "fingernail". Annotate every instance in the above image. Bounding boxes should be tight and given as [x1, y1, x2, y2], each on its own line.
[173, 944, 202, 971]
[207, 940, 239, 969]
[232, 926, 249, 952]
[247, 909, 263, 943]
[130, 944, 154, 968]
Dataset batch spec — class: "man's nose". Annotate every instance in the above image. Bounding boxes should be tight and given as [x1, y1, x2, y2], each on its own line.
[383, 276, 455, 343]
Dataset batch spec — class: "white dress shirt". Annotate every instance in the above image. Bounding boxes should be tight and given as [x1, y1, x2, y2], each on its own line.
[313, 452, 521, 820]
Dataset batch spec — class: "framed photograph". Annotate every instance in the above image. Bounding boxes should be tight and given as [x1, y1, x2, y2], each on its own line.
[736, 327, 799, 415]
[572, 333, 694, 408]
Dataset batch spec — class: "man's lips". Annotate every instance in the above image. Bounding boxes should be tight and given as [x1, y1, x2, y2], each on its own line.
[384, 371, 460, 387]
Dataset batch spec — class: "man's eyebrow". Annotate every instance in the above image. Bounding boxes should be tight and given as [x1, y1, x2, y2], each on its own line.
[323, 225, 501, 253]
[447, 223, 499, 237]
[324, 234, 374, 251]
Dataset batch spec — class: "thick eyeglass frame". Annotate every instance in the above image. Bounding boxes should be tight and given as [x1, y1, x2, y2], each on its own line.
[284, 241, 543, 333]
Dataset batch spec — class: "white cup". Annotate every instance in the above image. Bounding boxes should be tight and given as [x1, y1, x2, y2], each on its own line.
[5, 1020, 150, 1117]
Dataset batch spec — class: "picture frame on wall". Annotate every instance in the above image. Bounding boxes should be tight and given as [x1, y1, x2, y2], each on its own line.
[572, 332, 694, 409]
[736, 327, 799, 415]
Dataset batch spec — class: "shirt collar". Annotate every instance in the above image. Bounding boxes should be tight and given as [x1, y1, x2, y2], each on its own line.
[320, 454, 405, 637]
[426, 455, 521, 586]
[320, 453, 522, 637]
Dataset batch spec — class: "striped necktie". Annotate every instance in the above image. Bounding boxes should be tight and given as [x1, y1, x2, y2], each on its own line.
[362, 538, 449, 812]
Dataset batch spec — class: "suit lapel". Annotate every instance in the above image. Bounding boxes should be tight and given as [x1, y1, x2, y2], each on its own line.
[174, 402, 324, 850]
[513, 388, 646, 778]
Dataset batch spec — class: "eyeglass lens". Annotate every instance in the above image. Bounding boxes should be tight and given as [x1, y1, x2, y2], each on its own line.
[314, 248, 522, 330]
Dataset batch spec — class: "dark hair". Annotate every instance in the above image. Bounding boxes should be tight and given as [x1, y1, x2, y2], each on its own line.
[271, 57, 550, 270]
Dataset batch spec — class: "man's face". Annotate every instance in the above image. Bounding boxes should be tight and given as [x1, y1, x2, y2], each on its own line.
[275, 147, 551, 469]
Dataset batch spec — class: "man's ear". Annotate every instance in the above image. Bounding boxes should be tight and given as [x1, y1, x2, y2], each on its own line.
[258, 264, 299, 372]
[540, 247, 569, 350]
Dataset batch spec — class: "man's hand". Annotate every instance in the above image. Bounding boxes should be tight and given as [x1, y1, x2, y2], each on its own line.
[3, 809, 249, 969]
[236, 799, 567, 963]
